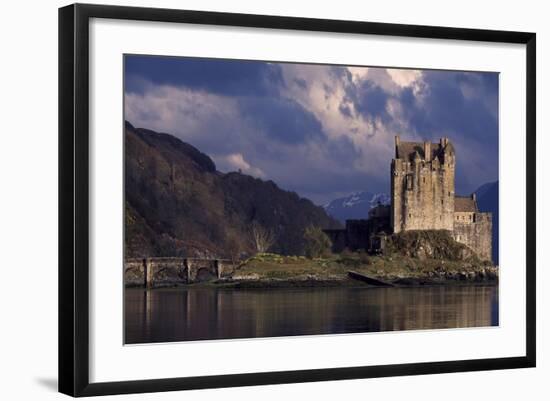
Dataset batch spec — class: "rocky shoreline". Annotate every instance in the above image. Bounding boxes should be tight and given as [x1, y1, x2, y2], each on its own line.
[225, 267, 498, 288]
[126, 266, 498, 289]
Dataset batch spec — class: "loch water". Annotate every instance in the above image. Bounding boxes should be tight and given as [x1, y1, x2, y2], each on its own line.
[125, 285, 498, 344]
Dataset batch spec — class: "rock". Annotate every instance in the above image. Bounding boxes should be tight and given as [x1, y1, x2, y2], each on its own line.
[485, 267, 499, 280]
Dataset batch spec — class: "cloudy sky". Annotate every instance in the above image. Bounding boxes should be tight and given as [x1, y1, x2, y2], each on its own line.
[124, 55, 499, 205]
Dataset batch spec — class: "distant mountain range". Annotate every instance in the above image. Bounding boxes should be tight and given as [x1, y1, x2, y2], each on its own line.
[324, 182, 498, 264]
[124, 121, 341, 259]
[324, 192, 390, 223]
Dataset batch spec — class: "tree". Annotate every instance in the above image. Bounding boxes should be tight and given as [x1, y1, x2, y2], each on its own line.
[303, 226, 332, 258]
[250, 221, 276, 253]
[226, 234, 245, 264]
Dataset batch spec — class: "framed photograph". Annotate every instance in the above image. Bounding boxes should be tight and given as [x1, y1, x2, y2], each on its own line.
[58, 3, 536, 397]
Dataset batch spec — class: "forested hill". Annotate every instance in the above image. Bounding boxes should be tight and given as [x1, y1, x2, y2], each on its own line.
[124, 121, 341, 259]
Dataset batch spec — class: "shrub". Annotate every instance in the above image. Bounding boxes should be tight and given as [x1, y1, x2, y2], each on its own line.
[337, 256, 361, 268]
[303, 226, 333, 259]
[357, 249, 371, 265]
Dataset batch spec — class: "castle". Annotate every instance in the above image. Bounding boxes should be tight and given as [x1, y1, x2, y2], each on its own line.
[324, 136, 492, 262]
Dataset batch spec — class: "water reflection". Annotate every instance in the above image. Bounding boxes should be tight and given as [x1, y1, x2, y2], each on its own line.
[125, 286, 499, 344]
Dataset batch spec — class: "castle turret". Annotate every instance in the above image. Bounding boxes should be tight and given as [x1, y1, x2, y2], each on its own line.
[424, 141, 431, 160]
[391, 136, 455, 233]
[395, 135, 400, 158]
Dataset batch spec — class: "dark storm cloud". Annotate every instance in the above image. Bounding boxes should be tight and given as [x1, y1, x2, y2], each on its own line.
[263, 137, 383, 203]
[479, 72, 499, 97]
[339, 102, 353, 118]
[403, 71, 497, 137]
[237, 97, 324, 144]
[293, 78, 308, 90]
[330, 134, 362, 162]
[125, 55, 284, 96]
[355, 81, 391, 120]
[338, 69, 393, 123]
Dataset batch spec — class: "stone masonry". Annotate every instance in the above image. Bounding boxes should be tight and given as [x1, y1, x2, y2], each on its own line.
[452, 195, 492, 262]
[391, 136, 455, 232]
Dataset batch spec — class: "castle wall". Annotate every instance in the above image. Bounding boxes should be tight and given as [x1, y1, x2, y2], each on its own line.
[455, 212, 475, 223]
[391, 154, 455, 233]
[345, 220, 371, 250]
[453, 213, 492, 262]
[324, 229, 347, 253]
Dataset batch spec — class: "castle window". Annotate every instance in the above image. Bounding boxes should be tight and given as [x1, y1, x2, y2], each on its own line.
[423, 177, 426, 184]
[406, 174, 413, 190]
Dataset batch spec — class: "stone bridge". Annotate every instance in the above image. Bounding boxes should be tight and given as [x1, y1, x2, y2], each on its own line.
[124, 257, 236, 288]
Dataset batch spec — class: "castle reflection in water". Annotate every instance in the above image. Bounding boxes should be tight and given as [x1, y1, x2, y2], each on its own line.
[125, 286, 498, 344]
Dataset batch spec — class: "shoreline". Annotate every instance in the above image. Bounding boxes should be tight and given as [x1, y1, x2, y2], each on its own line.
[125, 253, 499, 289]
[125, 276, 498, 290]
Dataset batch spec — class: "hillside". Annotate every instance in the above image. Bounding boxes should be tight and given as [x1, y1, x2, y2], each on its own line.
[124, 121, 341, 259]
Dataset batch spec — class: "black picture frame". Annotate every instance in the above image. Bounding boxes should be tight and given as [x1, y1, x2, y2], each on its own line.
[58, 3, 536, 397]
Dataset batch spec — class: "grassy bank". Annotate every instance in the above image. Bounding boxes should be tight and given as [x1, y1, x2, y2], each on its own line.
[219, 251, 498, 287]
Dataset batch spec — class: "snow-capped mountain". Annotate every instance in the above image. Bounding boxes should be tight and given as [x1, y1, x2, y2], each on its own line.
[324, 192, 390, 223]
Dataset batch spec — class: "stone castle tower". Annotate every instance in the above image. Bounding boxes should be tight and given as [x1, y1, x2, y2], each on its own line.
[391, 136, 455, 233]
[324, 136, 493, 263]
[391, 136, 492, 262]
